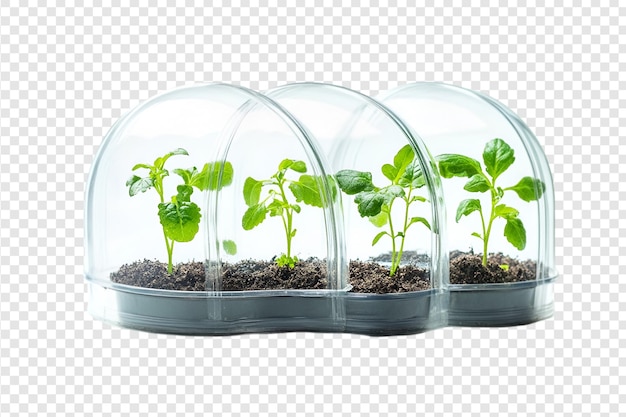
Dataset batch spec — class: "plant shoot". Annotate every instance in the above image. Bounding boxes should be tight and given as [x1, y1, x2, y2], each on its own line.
[126, 148, 235, 273]
[242, 159, 331, 268]
[437, 138, 545, 266]
[336, 145, 431, 276]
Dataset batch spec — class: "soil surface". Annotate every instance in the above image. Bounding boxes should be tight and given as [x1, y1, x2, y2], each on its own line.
[449, 251, 536, 284]
[221, 259, 328, 291]
[348, 260, 430, 293]
[111, 260, 207, 291]
[111, 257, 431, 294]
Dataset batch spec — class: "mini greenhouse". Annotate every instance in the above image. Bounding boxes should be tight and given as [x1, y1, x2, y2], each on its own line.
[378, 82, 557, 326]
[85, 83, 447, 335]
[86, 84, 349, 335]
[85, 82, 555, 335]
[265, 83, 448, 334]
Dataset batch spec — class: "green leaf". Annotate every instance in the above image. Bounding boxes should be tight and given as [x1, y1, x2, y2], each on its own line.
[169, 148, 189, 157]
[324, 174, 339, 202]
[393, 145, 415, 172]
[408, 216, 431, 230]
[354, 191, 386, 217]
[242, 204, 268, 230]
[132, 163, 152, 171]
[471, 232, 483, 240]
[372, 231, 389, 246]
[336, 170, 375, 195]
[381, 164, 398, 182]
[463, 174, 490, 193]
[291, 204, 301, 213]
[380, 185, 405, 204]
[278, 159, 292, 171]
[158, 201, 201, 242]
[126, 175, 154, 196]
[188, 164, 207, 188]
[493, 204, 519, 219]
[243, 177, 263, 206]
[220, 162, 234, 188]
[290, 160, 307, 173]
[267, 200, 285, 217]
[278, 159, 307, 173]
[155, 148, 188, 169]
[173, 167, 195, 185]
[483, 138, 515, 180]
[368, 211, 388, 228]
[276, 254, 298, 268]
[506, 176, 546, 202]
[410, 195, 428, 203]
[398, 161, 426, 188]
[153, 157, 165, 170]
[456, 199, 482, 222]
[222, 239, 237, 255]
[153, 169, 169, 183]
[504, 216, 526, 250]
[176, 184, 193, 202]
[197, 161, 234, 191]
[437, 154, 483, 178]
[289, 175, 323, 207]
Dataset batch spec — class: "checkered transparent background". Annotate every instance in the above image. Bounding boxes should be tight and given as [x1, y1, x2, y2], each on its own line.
[0, 3, 623, 416]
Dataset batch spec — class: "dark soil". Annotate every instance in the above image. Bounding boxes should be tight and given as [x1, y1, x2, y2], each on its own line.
[449, 251, 536, 284]
[221, 259, 328, 291]
[111, 257, 431, 294]
[348, 260, 430, 293]
[110, 260, 207, 291]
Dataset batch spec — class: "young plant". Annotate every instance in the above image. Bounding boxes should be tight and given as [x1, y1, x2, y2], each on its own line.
[336, 145, 431, 276]
[241, 159, 331, 269]
[126, 148, 234, 273]
[437, 138, 545, 266]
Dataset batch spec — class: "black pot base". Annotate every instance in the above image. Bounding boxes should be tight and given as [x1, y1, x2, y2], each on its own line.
[448, 277, 555, 327]
[87, 281, 446, 336]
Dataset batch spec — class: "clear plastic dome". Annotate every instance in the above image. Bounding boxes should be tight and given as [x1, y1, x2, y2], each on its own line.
[266, 83, 448, 333]
[85, 82, 555, 334]
[378, 82, 556, 326]
[85, 83, 347, 334]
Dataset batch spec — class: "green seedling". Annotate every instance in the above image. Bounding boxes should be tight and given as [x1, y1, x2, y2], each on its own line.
[126, 148, 235, 273]
[336, 145, 431, 276]
[437, 138, 545, 267]
[242, 159, 333, 269]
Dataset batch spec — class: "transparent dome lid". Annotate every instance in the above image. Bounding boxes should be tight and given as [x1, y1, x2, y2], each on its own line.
[85, 83, 346, 293]
[378, 82, 556, 283]
[266, 83, 447, 293]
